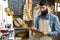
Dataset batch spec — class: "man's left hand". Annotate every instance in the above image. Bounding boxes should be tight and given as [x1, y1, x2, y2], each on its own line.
[40, 31, 50, 36]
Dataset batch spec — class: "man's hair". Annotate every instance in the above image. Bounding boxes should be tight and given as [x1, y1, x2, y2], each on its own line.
[39, 0, 49, 6]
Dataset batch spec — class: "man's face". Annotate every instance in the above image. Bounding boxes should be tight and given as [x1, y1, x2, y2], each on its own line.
[40, 5, 48, 16]
[40, 5, 47, 11]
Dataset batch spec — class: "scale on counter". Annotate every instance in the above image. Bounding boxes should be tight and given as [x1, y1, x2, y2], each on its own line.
[13, 18, 25, 28]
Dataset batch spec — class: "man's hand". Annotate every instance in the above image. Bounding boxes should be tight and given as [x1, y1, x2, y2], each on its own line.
[31, 26, 37, 36]
[31, 26, 37, 30]
[40, 31, 50, 36]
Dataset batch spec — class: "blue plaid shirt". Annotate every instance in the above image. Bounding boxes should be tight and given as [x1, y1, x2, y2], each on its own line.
[35, 13, 60, 36]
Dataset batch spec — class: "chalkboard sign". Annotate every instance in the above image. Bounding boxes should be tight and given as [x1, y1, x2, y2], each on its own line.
[8, 0, 26, 15]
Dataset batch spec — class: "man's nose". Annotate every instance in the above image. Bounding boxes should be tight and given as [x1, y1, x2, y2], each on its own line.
[40, 8, 44, 11]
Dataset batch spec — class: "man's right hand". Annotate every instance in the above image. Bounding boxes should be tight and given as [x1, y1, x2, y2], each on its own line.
[31, 26, 37, 30]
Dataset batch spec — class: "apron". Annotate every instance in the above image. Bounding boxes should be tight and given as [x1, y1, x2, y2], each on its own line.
[38, 15, 52, 40]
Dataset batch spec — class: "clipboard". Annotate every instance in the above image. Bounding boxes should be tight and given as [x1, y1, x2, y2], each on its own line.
[15, 28, 44, 38]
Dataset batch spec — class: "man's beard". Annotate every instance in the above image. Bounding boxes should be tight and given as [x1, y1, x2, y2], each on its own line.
[41, 9, 48, 17]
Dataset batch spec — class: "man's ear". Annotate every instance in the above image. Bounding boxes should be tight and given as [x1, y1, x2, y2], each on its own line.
[48, 6, 51, 13]
[46, 5, 49, 8]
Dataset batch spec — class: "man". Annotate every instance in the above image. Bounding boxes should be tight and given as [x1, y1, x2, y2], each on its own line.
[32, 0, 60, 40]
